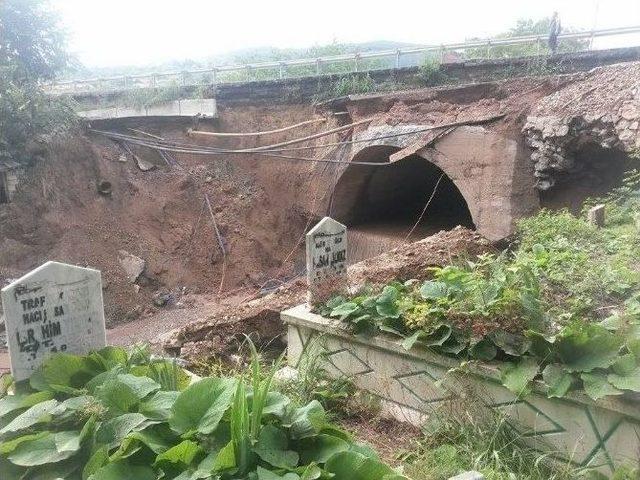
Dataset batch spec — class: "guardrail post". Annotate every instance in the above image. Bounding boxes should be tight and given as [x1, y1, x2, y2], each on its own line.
[316, 58, 321, 75]
[246, 65, 252, 81]
[123, 76, 130, 89]
[279, 63, 285, 79]
[212, 68, 217, 85]
[486, 40, 492, 58]
[395, 49, 401, 69]
[152, 74, 157, 87]
[354, 53, 360, 72]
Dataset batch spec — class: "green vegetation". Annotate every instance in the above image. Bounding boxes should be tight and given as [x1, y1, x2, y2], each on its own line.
[0, 343, 406, 480]
[402, 410, 640, 479]
[0, 0, 77, 166]
[330, 74, 377, 97]
[417, 58, 450, 87]
[320, 183, 640, 402]
[465, 17, 588, 59]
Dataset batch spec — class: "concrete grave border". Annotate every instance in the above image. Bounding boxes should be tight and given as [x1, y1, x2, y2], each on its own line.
[282, 304, 640, 476]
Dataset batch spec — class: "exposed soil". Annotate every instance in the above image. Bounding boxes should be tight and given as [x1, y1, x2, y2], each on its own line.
[1, 66, 637, 350]
[163, 227, 490, 364]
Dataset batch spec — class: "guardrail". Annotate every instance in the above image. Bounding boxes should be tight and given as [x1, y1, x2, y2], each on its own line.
[49, 26, 640, 95]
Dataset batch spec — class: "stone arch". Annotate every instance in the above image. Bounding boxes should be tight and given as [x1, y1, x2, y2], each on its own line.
[331, 145, 474, 236]
[330, 125, 539, 243]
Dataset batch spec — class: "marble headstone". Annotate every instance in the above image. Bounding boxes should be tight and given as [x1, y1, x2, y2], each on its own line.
[0, 261, 106, 381]
[305, 217, 348, 305]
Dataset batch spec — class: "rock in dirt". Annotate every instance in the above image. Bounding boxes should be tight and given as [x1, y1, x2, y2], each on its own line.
[118, 250, 146, 283]
[135, 155, 156, 172]
[153, 292, 172, 307]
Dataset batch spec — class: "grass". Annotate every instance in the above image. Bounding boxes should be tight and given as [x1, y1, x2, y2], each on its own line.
[402, 410, 584, 480]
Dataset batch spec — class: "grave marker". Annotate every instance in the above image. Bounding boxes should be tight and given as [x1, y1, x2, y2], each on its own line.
[0, 261, 106, 381]
[306, 216, 348, 305]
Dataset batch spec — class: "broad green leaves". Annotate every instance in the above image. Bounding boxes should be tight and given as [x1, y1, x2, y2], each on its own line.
[88, 461, 156, 480]
[556, 325, 624, 373]
[581, 372, 623, 400]
[500, 357, 539, 396]
[324, 451, 408, 480]
[8, 431, 81, 466]
[542, 364, 573, 398]
[95, 413, 148, 448]
[254, 425, 299, 469]
[169, 377, 236, 435]
[0, 399, 59, 434]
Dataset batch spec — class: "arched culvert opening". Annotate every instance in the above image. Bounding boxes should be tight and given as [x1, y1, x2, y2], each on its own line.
[331, 146, 475, 262]
[539, 142, 637, 212]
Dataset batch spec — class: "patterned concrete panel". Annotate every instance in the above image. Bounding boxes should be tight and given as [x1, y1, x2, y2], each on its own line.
[283, 305, 640, 476]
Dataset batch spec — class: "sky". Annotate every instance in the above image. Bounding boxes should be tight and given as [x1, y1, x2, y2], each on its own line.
[52, 0, 640, 68]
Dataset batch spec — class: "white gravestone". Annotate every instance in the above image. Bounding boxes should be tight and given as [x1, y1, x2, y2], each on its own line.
[306, 217, 348, 305]
[1, 261, 106, 381]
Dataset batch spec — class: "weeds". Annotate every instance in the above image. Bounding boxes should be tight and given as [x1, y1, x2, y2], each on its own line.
[418, 58, 450, 87]
[402, 410, 585, 480]
[331, 73, 376, 97]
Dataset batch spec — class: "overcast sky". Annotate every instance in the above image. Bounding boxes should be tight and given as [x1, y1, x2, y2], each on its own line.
[53, 0, 640, 68]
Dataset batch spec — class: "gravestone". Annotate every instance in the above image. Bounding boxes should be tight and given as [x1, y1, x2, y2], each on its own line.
[306, 217, 348, 305]
[0, 261, 106, 381]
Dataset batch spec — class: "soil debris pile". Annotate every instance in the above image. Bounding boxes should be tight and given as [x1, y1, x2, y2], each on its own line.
[164, 227, 490, 364]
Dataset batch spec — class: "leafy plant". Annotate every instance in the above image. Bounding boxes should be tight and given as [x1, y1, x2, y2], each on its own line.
[317, 207, 640, 402]
[0, 344, 405, 480]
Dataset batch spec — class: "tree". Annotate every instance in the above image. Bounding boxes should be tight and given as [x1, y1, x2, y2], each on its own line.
[465, 17, 588, 59]
[0, 0, 75, 165]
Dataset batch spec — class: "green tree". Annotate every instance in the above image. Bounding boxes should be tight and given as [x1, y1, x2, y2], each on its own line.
[0, 0, 76, 165]
[465, 17, 588, 59]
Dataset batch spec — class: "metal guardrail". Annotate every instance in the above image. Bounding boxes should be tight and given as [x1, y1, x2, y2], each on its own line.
[49, 26, 640, 95]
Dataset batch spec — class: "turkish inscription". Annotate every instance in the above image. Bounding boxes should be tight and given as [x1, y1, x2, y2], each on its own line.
[1, 261, 106, 381]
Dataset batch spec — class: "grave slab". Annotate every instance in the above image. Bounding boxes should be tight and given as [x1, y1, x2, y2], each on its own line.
[0, 261, 106, 381]
[305, 217, 348, 305]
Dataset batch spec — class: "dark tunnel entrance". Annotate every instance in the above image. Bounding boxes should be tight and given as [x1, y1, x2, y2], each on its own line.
[331, 146, 475, 262]
[539, 142, 637, 212]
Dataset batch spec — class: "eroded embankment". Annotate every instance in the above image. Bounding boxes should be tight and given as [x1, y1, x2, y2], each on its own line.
[0, 104, 333, 325]
[2, 62, 639, 332]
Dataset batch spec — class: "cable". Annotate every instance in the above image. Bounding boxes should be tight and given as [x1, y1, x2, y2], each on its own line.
[186, 118, 326, 137]
[89, 115, 504, 167]
[403, 173, 445, 243]
[90, 114, 504, 156]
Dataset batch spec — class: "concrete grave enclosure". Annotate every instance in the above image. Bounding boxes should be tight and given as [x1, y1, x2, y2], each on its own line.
[283, 305, 640, 476]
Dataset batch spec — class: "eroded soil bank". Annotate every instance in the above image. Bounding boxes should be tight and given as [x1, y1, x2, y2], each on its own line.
[1, 62, 638, 343]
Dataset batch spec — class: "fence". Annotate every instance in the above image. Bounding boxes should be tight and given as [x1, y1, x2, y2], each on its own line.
[49, 26, 640, 95]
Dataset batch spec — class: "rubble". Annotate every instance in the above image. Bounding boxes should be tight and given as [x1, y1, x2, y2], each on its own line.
[118, 250, 146, 283]
[523, 62, 640, 190]
[164, 227, 492, 363]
